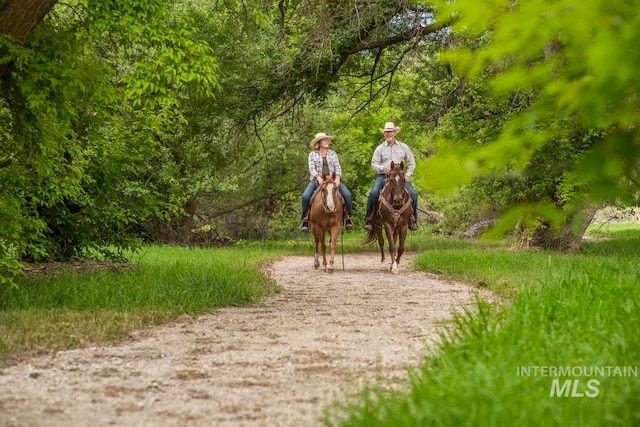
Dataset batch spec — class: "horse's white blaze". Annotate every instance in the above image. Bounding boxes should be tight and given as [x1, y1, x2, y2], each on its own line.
[326, 183, 335, 211]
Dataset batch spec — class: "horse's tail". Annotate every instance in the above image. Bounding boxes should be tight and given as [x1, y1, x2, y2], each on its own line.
[362, 228, 377, 245]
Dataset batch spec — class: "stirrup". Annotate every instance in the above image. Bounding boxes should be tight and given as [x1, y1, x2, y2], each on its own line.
[363, 218, 373, 231]
[300, 221, 309, 232]
[344, 216, 354, 230]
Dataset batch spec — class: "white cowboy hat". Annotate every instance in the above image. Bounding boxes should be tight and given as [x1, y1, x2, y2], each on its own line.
[380, 122, 401, 134]
[310, 132, 334, 147]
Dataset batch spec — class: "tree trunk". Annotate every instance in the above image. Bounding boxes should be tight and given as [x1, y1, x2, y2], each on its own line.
[178, 196, 198, 247]
[461, 219, 494, 240]
[0, 0, 58, 79]
[530, 204, 599, 252]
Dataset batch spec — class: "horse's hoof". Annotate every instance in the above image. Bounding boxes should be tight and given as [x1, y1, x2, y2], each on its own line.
[327, 268, 334, 274]
[390, 262, 399, 274]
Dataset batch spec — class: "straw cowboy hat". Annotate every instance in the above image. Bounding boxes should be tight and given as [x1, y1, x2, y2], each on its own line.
[380, 122, 401, 134]
[310, 132, 334, 147]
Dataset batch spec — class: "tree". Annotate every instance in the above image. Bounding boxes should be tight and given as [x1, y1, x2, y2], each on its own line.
[1, 0, 218, 284]
[419, 0, 640, 249]
[136, 0, 453, 243]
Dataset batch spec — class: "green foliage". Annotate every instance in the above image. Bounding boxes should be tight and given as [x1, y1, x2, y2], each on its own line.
[6, 0, 634, 284]
[2, 0, 450, 267]
[333, 105, 406, 196]
[0, 0, 219, 283]
[430, 0, 640, 201]
[389, 0, 640, 243]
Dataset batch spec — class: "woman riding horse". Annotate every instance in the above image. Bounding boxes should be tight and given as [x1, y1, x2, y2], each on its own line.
[300, 132, 353, 232]
[308, 171, 344, 273]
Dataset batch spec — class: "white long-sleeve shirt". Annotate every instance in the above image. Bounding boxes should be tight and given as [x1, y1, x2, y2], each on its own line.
[370, 140, 416, 176]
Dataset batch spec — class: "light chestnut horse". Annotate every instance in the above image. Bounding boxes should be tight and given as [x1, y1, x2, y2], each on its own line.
[363, 161, 412, 274]
[308, 172, 344, 273]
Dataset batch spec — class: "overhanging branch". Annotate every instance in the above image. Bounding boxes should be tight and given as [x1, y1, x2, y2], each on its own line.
[336, 20, 450, 69]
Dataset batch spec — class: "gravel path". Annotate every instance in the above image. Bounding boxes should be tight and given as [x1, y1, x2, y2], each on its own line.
[0, 253, 484, 427]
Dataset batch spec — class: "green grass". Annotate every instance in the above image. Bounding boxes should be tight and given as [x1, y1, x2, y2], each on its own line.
[584, 222, 640, 239]
[412, 237, 640, 298]
[2, 225, 639, 425]
[325, 225, 640, 426]
[0, 246, 281, 362]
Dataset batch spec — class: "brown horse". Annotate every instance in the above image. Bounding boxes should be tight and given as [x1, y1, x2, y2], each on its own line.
[363, 161, 412, 274]
[308, 172, 344, 273]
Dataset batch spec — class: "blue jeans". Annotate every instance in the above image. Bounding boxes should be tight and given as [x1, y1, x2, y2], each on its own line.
[365, 174, 418, 221]
[301, 181, 353, 219]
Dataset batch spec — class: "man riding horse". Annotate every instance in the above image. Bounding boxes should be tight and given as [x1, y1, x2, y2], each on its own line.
[363, 161, 413, 273]
[364, 122, 418, 231]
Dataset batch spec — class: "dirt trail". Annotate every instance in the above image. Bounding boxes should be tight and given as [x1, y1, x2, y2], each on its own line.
[0, 253, 484, 427]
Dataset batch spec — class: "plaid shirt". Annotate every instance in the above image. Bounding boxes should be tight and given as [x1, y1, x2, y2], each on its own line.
[371, 140, 416, 176]
[308, 149, 342, 181]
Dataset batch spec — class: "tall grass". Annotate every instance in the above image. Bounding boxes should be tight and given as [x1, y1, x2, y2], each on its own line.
[0, 246, 280, 361]
[327, 227, 640, 426]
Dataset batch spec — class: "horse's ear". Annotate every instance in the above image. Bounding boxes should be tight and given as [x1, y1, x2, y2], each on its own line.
[390, 161, 395, 169]
[400, 161, 404, 170]
[332, 171, 336, 180]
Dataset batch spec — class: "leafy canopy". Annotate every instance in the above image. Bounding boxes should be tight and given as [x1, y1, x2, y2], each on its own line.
[421, 0, 640, 201]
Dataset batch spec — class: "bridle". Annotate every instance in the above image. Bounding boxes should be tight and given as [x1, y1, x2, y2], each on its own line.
[378, 173, 411, 227]
[321, 181, 340, 213]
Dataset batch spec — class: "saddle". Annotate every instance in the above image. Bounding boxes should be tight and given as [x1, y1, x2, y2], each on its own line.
[306, 184, 348, 219]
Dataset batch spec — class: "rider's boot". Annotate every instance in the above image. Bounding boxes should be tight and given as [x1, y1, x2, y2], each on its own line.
[300, 211, 309, 232]
[344, 214, 354, 230]
[363, 216, 373, 231]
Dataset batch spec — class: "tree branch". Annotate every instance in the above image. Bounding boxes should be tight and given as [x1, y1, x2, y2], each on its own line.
[204, 186, 300, 220]
[336, 20, 450, 69]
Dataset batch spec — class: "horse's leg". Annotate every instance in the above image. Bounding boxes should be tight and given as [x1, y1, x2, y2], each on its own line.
[327, 225, 339, 274]
[376, 225, 385, 266]
[396, 226, 407, 268]
[389, 228, 398, 274]
[321, 230, 328, 271]
[383, 224, 396, 272]
[312, 228, 320, 269]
